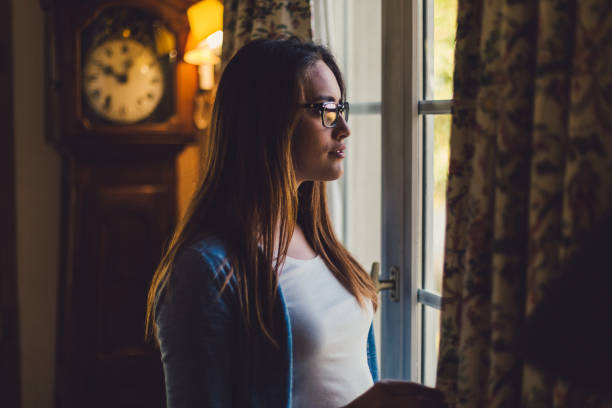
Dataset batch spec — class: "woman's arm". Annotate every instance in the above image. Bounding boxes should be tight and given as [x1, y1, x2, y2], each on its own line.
[155, 247, 239, 408]
[342, 380, 446, 408]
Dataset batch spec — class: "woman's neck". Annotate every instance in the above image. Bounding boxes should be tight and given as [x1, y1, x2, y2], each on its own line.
[278, 222, 317, 260]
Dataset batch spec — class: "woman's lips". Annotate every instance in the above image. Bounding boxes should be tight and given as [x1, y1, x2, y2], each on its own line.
[329, 144, 346, 158]
[329, 149, 346, 158]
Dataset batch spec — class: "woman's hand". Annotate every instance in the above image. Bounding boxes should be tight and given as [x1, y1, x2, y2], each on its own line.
[341, 380, 446, 408]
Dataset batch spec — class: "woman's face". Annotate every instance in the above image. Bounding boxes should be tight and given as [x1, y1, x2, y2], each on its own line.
[293, 60, 350, 186]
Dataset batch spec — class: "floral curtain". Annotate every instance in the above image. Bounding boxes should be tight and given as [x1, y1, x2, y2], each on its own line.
[436, 0, 612, 406]
[221, 0, 312, 66]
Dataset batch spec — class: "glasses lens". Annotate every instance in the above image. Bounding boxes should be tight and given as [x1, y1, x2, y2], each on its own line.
[343, 102, 349, 123]
[323, 103, 338, 127]
[319, 102, 349, 127]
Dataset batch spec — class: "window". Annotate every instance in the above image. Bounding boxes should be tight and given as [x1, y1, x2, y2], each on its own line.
[312, 0, 383, 373]
[422, 0, 456, 386]
[313, 0, 456, 384]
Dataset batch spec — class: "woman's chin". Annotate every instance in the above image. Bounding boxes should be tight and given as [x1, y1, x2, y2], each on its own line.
[324, 167, 344, 181]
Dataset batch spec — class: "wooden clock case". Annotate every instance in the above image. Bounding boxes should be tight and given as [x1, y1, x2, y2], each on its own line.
[43, 0, 199, 406]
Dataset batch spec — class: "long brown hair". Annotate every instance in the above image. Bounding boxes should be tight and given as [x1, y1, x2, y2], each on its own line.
[145, 38, 378, 348]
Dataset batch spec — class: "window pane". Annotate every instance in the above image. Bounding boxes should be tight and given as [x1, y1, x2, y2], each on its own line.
[424, 0, 457, 100]
[345, 113, 382, 369]
[312, 0, 381, 104]
[315, 0, 383, 371]
[424, 114, 451, 293]
[347, 0, 381, 103]
[423, 306, 441, 387]
[345, 114, 382, 267]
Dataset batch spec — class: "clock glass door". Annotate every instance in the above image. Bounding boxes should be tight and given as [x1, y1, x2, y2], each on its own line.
[81, 7, 177, 125]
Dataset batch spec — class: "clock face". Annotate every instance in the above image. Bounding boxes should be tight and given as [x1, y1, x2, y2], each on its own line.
[80, 6, 177, 126]
[83, 38, 164, 124]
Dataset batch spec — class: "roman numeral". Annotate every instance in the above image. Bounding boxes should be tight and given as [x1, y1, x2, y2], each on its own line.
[103, 95, 112, 111]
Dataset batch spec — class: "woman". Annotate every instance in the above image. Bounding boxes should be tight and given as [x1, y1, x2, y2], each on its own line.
[145, 38, 444, 408]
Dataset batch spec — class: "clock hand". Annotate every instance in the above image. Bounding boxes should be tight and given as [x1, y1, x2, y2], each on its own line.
[115, 70, 128, 83]
[117, 59, 134, 84]
[92, 60, 116, 76]
[92, 60, 128, 83]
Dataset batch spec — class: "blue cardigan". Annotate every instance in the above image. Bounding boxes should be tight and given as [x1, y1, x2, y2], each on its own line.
[155, 236, 379, 408]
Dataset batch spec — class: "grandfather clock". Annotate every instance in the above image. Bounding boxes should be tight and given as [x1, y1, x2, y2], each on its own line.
[44, 1, 198, 406]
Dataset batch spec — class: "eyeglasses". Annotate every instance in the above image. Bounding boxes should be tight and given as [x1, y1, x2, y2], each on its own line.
[301, 101, 350, 128]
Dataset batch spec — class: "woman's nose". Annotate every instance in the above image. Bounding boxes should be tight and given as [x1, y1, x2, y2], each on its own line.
[333, 115, 350, 140]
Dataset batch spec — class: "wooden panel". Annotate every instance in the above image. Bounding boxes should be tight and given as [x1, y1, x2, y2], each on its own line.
[92, 186, 168, 407]
[0, 0, 21, 405]
[57, 153, 176, 408]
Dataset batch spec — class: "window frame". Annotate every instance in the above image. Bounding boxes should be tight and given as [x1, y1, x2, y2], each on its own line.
[380, 0, 448, 382]
[380, 0, 423, 380]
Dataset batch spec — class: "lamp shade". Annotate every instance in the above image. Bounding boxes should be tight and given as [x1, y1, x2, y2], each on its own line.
[186, 0, 223, 44]
[184, 44, 220, 65]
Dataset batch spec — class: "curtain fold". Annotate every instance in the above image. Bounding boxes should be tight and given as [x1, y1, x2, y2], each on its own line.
[437, 0, 612, 406]
[221, 0, 313, 66]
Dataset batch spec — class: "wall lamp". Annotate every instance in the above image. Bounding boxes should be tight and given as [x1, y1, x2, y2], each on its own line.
[184, 0, 223, 90]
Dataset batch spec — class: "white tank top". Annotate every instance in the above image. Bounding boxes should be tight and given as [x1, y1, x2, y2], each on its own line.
[278, 255, 374, 408]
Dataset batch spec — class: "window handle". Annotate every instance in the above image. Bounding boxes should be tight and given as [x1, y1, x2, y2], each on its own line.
[370, 262, 400, 302]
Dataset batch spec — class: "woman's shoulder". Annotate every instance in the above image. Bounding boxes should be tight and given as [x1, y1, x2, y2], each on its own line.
[186, 232, 232, 267]
[155, 234, 241, 343]
[172, 233, 236, 292]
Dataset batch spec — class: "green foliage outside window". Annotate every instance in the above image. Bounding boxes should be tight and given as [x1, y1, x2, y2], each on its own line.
[433, 0, 457, 207]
